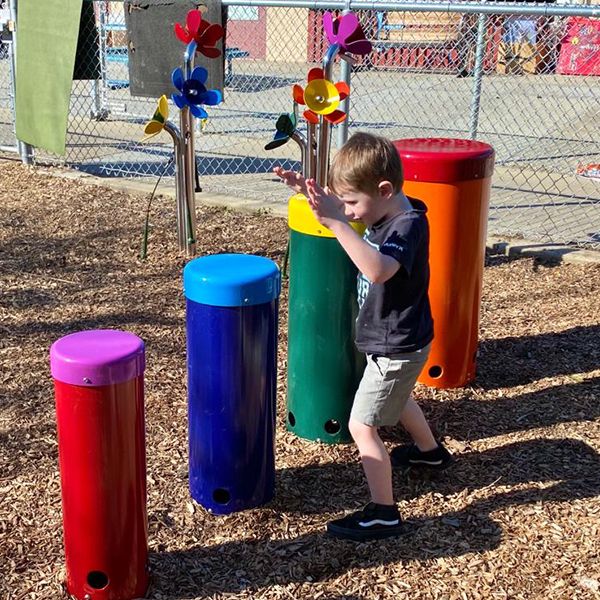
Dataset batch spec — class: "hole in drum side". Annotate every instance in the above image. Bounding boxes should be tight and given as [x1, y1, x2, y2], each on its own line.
[428, 365, 443, 378]
[213, 488, 231, 504]
[87, 571, 109, 590]
[324, 420, 341, 434]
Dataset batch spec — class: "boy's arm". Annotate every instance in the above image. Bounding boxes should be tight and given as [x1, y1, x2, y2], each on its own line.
[328, 221, 400, 283]
[306, 180, 400, 284]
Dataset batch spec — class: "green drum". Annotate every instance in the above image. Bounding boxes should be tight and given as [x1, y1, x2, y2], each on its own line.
[287, 194, 365, 443]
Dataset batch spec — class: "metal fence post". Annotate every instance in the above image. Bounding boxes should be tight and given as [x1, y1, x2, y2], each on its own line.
[91, 2, 109, 121]
[468, 10, 487, 140]
[9, 0, 34, 164]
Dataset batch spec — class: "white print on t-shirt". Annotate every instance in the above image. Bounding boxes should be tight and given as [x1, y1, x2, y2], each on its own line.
[381, 241, 405, 254]
[357, 234, 379, 309]
[357, 272, 370, 309]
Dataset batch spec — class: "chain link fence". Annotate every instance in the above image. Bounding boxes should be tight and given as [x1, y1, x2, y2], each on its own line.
[1, 1, 599, 248]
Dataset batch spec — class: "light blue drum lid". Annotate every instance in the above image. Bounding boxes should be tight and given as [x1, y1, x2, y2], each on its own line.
[183, 253, 281, 307]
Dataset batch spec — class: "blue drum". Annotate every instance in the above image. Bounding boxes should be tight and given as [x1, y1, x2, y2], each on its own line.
[183, 254, 280, 514]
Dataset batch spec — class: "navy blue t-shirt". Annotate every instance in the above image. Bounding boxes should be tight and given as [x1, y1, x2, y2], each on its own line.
[355, 198, 434, 354]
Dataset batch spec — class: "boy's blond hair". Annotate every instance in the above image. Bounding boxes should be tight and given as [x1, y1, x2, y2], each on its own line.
[328, 132, 404, 196]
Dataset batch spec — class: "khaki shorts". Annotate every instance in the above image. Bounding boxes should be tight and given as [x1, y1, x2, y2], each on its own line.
[350, 343, 431, 427]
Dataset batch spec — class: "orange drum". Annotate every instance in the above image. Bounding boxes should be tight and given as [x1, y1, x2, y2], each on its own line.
[394, 138, 495, 388]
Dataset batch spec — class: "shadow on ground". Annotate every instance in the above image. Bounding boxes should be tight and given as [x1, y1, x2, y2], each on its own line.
[74, 155, 301, 179]
[151, 438, 599, 598]
[416, 375, 600, 442]
[477, 325, 600, 389]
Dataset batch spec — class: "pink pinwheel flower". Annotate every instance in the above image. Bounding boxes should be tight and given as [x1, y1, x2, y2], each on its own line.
[175, 9, 224, 58]
[323, 11, 372, 56]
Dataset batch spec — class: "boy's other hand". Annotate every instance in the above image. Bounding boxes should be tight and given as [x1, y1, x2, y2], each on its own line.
[273, 167, 308, 196]
[306, 179, 348, 229]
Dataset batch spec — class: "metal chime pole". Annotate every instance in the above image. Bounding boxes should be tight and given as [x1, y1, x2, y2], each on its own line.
[163, 122, 187, 251]
[180, 42, 198, 256]
[316, 43, 340, 187]
[336, 0, 353, 148]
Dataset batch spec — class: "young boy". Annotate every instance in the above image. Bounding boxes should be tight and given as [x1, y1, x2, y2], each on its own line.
[275, 132, 452, 541]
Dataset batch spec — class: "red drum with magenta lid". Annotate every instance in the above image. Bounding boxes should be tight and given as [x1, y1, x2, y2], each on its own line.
[50, 329, 148, 600]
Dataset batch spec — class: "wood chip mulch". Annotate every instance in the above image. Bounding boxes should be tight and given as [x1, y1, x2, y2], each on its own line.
[1, 159, 599, 600]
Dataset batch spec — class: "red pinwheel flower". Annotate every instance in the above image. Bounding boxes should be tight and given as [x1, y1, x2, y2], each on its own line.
[175, 9, 224, 58]
[292, 67, 350, 125]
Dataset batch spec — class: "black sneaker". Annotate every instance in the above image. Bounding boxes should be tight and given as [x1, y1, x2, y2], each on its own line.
[326, 502, 405, 541]
[390, 442, 453, 470]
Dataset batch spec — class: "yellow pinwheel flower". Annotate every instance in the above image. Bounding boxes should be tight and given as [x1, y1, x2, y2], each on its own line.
[142, 95, 169, 142]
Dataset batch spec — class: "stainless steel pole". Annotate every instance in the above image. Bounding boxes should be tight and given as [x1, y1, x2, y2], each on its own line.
[336, 0, 353, 148]
[290, 131, 308, 178]
[164, 121, 187, 250]
[180, 42, 198, 256]
[316, 43, 340, 187]
[180, 107, 197, 255]
[336, 56, 353, 149]
[307, 121, 317, 180]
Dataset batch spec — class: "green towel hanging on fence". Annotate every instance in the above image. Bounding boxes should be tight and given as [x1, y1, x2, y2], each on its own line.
[16, 0, 84, 155]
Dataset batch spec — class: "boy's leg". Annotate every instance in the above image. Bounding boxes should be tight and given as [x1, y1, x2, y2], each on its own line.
[348, 417, 393, 505]
[326, 354, 408, 540]
[398, 395, 438, 451]
[392, 396, 453, 469]
[326, 417, 403, 540]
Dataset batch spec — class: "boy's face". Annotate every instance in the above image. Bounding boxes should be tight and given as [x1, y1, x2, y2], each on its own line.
[335, 183, 391, 226]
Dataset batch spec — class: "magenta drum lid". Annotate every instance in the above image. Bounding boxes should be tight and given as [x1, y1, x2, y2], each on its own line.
[50, 329, 145, 387]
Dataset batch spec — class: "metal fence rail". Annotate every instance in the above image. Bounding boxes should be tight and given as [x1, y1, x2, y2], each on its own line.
[1, 0, 599, 248]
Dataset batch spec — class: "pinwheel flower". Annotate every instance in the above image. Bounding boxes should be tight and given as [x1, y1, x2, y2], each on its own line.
[142, 95, 169, 142]
[323, 11, 372, 56]
[172, 66, 222, 119]
[293, 68, 350, 125]
[265, 112, 297, 150]
[175, 9, 224, 58]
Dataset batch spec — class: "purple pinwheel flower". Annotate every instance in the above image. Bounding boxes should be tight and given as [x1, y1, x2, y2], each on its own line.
[171, 66, 222, 119]
[323, 11, 372, 56]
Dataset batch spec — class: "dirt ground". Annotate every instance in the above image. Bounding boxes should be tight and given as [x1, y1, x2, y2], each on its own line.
[0, 158, 599, 600]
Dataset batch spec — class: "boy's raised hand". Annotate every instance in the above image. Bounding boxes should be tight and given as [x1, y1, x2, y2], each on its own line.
[273, 167, 308, 196]
[305, 179, 348, 229]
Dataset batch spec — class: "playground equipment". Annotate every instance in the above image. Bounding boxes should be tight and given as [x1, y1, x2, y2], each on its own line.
[395, 138, 495, 388]
[51, 330, 148, 600]
[184, 254, 281, 513]
[266, 12, 371, 443]
[142, 9, 224, 256]
[287, 197, 366, 442]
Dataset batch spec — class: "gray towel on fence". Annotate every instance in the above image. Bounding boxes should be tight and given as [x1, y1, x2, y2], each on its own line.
[125, 0, 224, 98]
